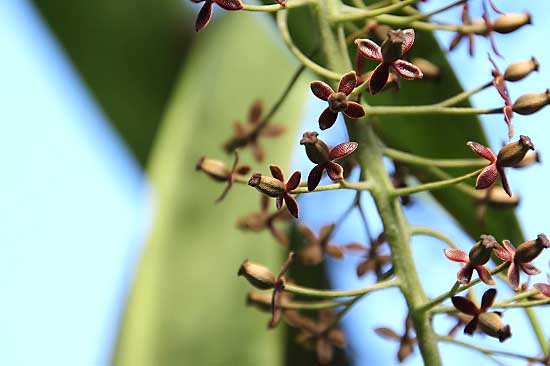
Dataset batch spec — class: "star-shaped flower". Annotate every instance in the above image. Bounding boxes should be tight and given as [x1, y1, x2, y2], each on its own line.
[467, 135, 534, 197]
[488, 54, 514, 137]
[248, 165, 301, 218]
[449, 3, 475, 56]
[300, 132, 358, 191]
[355, 29, 423, 95]
[375, 317, 416, 362]
[444, 235, 498, 285]
[356, 233, 391, 279]
[451, 288, 511, 342]
[310, 71, 365, 130]
[297, 224, 345, 265]
[192, 0, 243, 32]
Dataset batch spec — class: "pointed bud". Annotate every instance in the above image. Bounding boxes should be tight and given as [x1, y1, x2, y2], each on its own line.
[493, 13, 531, 34]
[515, 234, 550, 264]
[196, 157, 230, 181]
[300, 132, 330, 164]
[246, 291, 273, 312]
[381, 30, 405, 62]
[411, 58, 440, 79]
[248, 173, 286, 197]
[504, 57, 539, 82]
[238, 259, 276, 289]
[496, 135, 534, 167]
[512, 90, 550, 115]
[514, 151, 540, 168]
[468, 235, 498, 266]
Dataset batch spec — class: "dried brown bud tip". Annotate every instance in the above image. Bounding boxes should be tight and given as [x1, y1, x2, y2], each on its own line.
[300, 132, 330, 164]
[515, 233, 549, 263]
[238, 259, 276, 289]
[478, 312, 511, 342]
[248, 173, 286, 197]
[196, 156, 230, 181]
[493, 13, 531, 34]
[512, 89, 550, 115]
[411, 58, 440, 79]
[497, 135, 534, 167]
[468, 234, 498, 266]
[504, 57, 539, 82]
[381, 29, 406, 62]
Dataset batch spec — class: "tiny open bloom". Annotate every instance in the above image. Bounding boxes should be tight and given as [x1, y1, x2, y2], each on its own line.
[375, 317, 415, 362]
[269, 252, 294, 328]
[192, 0, 243, 32]
[356, 233, 390, 279]
[444, 247, 495, 286]
[452, 289, 511, 342]
[248, 165, 301, 218]
[488, 54, 514, 137]
[534, 274, 550, 298]
[493, 236, 548, 290]
[196, 151, 250, 202]
[300, 132, 358, 191]
[467, 136, 534, 197]
[449, 3, 476, 56]
[355, 29, 423, 95]
[310, 71, 365, 130]
[297, 224, 352, 265]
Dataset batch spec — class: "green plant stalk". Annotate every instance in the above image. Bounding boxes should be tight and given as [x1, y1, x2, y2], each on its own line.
[391, 169, 481, 197]
[410, 225, 459, 249]
[284, 278, 398, 298]
[383, 147, 487, 168]
[364, 105, 502, 116]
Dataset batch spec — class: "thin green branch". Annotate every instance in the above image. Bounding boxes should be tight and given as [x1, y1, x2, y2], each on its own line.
[409, 226, 459, 249]
[330, 0, 420, 22]
[407, 0, 467, 21]
[525, 308, 549, 356]
[383, 147, 487, 168]
[436, 81, 493, 107]
[365, 105, 502, 116]
[282, 299, 352, 310]
[242, 0, 312, 12]
[291, 180, 373, 194]
[391, 169, 482, 198]
[284, 278, 399, 298]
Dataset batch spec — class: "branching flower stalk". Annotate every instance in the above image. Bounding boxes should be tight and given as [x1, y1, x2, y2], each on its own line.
[192, 0, 550, 364]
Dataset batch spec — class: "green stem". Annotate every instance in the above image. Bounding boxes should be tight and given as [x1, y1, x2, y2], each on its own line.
[329, 0, 420, 22]
[410, 225, 459, 249]
[383, 147, 487, 168]
[525, 308, 549, 356]
[291, 180, 372, 194]
[365, 105, 502, 116]
[407, 0, 467, 21]
[242, 0, 312, 12]
[391, 169, 482, 198]
[282, 299, 352, 310]
[284, 278, 398, 298]
[436, 81, 493, 107]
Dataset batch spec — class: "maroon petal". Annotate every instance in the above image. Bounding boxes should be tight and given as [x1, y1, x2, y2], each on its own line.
[475, 266, 495, 286]
[457, 264, 474, 284]
[329, 142, 358, 160]
[325, 162, 344, 181]
[494, 244, 513, 262]
[319, 108, 338, 130]
[195, 0, 214, 32]
[310, 81, 334, 101]
[215, 181, 233, 203]
[519, 262, 541, 276]
[354, 39, 383, 61]
[338, 71, 357, 95]
[236, 165, 251, 175]
[464, 316, 479, 335]
[480, 288, 497, 311]
[276, 196, 283, 210]
[270, 165, 285, 181]
[451, 296, 479, 316]
[307, 164, 325, 192]
[215, 0, 243, 10]
[502, 239, 517, 255]
[508, 262, 520, 290]
[369, 63, 390, 95]
[261, 124, 286, 137]
[401, 29, 416, 54]
[466, 141, 497, 162]
[286, 171, 301, 191]
[375, 327, 401, 340]
[250, 141, 265, 162]
[392, 60, 423, 80]
[497, 166, 512, 197]
[534, 283, 550, 297]
[284, 193, 299, 218]
[444, 248, 469, 263]
[274, 0, 287, 5]
[343, 102, 366, 119]
[475, 164, 498, 190]
[248, 100, 263, 124]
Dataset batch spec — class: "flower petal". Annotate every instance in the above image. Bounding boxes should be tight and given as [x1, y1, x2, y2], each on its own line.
[480, 288, 497, 311]
[284, 193, 299, 218]
[286, 171, 301, 191]
[297, 224, 317, 243]
[343, 102, 366, 119]
[274, 0, 287, 5]
[325, 162, 344, 181]
[329, 142, 358, 160]
[392, 59, 423, 80]
[401, 29, 416, 54]
[319, 107, 338, 130]
[215, 0, 243, 10]
[338, 71, 357, 95]
[444, 248, 469, 263]
[534, 283, 550, 297]
[276, 196, 283, 210]
[451, 296, 479, 316]
[519, 262, 541, 276]
[310, 81, 334, 101]
[319, 224, 336, 241]
[475, 266, 495, 286]
[369, 63, 390, 95]
[261, 124, 286, 137]
[195, 0, 214, 32]
[475, 164, 498, 190]
[316, 337, 334, 365]
[248, 100, 263, 124]
[270, 164, 285, 181]
[508, 262, 520, 290]
[497, 166, 512, 197]
[354, 38, 383, 61]
[494, 244, 512, 262]
[249, 141, 265, 162]
[375, 327, 401, 340]
[357, 259, 374, 277]
[457, 264, 474, 284]
[307, 164, 325, 192]
[464, 316, 479, 335]
[466, 141, 497, 162]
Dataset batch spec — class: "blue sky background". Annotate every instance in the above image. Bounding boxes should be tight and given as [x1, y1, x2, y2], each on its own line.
[3, 0, 550, 365]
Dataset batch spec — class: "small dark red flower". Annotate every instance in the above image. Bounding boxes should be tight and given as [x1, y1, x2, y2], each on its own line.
[248, 165, 301, 218]
[488, 54, 514, 137]
[375, 316, 416, 362]
[300, 132, 358, 191]
[192, 0, 243, 32]
[449, 3, 475, 56]
[444, 248, 495, 286]
[355, 233, 391, 279]
[297, 224, 350, 265]
[310, 71, 365, 130]
[355, 29, 423, 95]
[451, 288, 511, 342]
[269, 252, 294, 328]
[534, 274, 550, 298]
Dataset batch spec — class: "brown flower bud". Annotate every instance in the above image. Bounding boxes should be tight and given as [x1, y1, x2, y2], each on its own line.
[238, 259, 276, 289]
[300, 132, 330, 164]
[246, 291, 272, 312]
[493, 13, 531, 34]
[411, 58, 440, 79]
[248, 173, 286, 197]
[381, 30, 405, 62]
[478, 312, 511, 342]
[512, 89, 550, 115]
[496, 135, 534, 167]
[504, 57, 539, 82]
[514, 151, 540, 168]
[468, 235, 498, 266]
[515, 234, 550, 264]
[196, 156, 230, 181]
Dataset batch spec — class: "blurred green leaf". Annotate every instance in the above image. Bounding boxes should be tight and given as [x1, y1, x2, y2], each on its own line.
[31, 0, 191, 165]
[112, 13, 310, 366]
